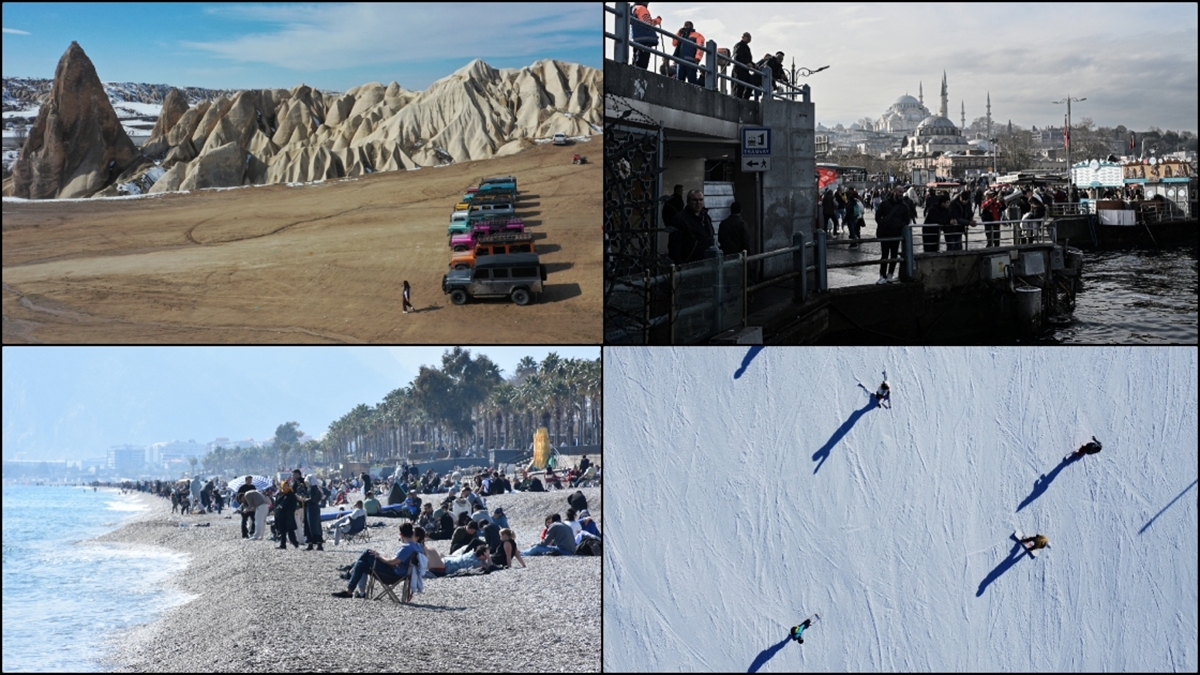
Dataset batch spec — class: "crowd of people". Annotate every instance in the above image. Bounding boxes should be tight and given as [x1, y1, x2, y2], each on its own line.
[114, 459, 601, 602]
[628, 3, 789, 99]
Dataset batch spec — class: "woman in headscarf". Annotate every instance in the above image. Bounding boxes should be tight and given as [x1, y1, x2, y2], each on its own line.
[304, 475, 325, 551]
[275, 480, 300, 549]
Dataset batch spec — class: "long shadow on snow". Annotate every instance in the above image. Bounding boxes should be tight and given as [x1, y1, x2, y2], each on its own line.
[1139, 478, 1198, 534]
[976, 541, 1028, 597]
[812, 398, 876, 474]
[734, 346, 764, 379]
[747, 636, 791, 673]
[1016, 454, 1078, 512]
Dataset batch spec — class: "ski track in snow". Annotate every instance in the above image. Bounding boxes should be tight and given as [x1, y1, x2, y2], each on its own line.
[604, 347, 1199, 672]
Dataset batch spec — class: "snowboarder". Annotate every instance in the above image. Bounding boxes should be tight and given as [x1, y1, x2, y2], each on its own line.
[789, 618, 813, 644]
[1070, 436, 1102, 459]
[1018, 533, 1049, 552]
[874, 381, 891, 408]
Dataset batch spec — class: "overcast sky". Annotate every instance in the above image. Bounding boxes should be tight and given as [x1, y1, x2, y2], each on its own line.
[2, 346, 598, 462]
[2, 2, 599, 92]
[606, 2, 1198, 133]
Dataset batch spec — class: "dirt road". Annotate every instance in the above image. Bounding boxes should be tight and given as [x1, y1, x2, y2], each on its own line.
[2, 142, 600, 343]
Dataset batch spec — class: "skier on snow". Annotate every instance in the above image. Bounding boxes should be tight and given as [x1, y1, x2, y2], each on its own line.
[1070, 436, 1102, 459]
[1019, 533, 1049, 552]
[789, 618, 813, 644]
[874, 381, 891, 408]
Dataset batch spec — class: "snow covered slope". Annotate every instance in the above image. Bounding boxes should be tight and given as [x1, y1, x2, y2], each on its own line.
[603, 347, 1198, 672]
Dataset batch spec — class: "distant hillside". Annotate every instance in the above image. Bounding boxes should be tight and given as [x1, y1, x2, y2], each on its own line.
[3, 78, 242, 119]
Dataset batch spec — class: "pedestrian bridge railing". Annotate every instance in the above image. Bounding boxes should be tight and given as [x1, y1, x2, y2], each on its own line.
[604, 1, 810, 104]
[605, 220, 1058, 344]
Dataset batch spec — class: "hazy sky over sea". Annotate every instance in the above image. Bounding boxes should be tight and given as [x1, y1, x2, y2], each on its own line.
[1, 347, 598, 462]
[2, 2, 599, 91]
[606, 2, 1198, 133]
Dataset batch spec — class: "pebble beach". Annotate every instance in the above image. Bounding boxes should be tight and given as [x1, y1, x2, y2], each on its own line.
[95, 487, 601, 672]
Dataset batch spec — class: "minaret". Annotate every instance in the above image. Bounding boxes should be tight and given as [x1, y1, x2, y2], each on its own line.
[986, 92, 992, 139]
[939, 71, 948, 118]
[919, 81, 924, 106]
[961, 100, 965, 130]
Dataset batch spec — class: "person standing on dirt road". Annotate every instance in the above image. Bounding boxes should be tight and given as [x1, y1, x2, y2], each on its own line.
[402, 280, 414, 314]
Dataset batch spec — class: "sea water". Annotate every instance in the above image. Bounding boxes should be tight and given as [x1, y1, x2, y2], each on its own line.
[1, 485, 192, 672]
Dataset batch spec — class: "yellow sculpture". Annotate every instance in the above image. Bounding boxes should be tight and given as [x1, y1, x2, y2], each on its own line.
[533, 427, 551, 469]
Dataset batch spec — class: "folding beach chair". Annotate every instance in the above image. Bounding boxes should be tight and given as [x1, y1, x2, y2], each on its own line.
[366, 568, 411, 604]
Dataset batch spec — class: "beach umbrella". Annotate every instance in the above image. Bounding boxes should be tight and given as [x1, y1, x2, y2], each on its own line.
[245, 475, 272, 491]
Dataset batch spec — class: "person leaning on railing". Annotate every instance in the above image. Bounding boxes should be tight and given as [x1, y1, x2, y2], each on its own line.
[630, 2, 662, 70]
[980, 190, 1004, 248]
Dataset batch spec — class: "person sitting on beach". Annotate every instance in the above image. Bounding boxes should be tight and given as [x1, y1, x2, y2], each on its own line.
[491, 507, 510, 531]
[429, 504, 455, 540]
[417, 502, 439, 535]
[327, 500, 367, 546]
[363, 491, 381, 516]
[463, 486, 486, 512]
[400, 490, 422, 520]
[571, 465, 597, 487]
[470, 504, 491, 526]
[565, 508, 583, 540]
[578, 510, 602, 541]
[449, 520, 484, 556]
[333, 522, 422, 598]
[491, 528, 527, 569]
[451, 490, 472, 522]
[427, 544, 494, 577]
[522, 513, 577, 556]
[479, 517, 502, 556]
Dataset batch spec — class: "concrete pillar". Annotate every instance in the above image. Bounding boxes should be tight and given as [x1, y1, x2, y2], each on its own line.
[761, 98, 816, 277]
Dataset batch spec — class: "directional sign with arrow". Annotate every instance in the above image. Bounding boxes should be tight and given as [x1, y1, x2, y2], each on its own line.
[741, 157, 770, 172]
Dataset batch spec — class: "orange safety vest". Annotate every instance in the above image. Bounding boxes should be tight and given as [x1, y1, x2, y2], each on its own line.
[633, 5, 660, 26]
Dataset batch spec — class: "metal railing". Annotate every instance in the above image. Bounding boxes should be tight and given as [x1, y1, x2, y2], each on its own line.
[604, 2, 811, 104]
[895, 218, 1056, 252]
[609, 220, 1059, 343]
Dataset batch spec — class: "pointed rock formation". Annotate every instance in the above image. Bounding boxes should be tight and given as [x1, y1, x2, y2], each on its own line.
[141, 88, 190, 159]
[11, 42, 148, 199]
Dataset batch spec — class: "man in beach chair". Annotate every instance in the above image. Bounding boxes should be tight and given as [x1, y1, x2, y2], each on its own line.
[333, 522, 421, 600]
[328, 500, 368, 546]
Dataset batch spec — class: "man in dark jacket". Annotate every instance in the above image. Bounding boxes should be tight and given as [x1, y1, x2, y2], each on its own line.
[875, 186, 914, 283]
[946, 190, 974, 251]
[732, 33, 753, 99]
[668, 190, 716, 264]
[718, 201, 751, 256]
[662, 184, 684, 229]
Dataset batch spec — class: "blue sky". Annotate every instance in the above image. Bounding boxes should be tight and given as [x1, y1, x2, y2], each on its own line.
[2, 2, 600, 91]
[1, 346, 599, 461]
[605, 2, 1198, 133]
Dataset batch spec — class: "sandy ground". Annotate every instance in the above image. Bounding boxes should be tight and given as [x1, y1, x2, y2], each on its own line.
[99, 486, 601, 672]
[2, 142, 600, 343]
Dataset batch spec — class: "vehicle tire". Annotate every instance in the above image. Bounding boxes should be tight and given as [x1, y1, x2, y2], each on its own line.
[454, 263, 469, 270]
[511, 288, 531, 306]
[450, 289, 468, 305]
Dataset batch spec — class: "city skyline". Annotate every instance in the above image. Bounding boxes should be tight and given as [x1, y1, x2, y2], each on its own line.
[3, 2, 599, 92]
[2, 346, 599, 463]
[606, 2, 1198, 133]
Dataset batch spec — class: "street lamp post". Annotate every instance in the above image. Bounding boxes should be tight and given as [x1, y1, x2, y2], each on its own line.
[1053, 95, 1086, 187]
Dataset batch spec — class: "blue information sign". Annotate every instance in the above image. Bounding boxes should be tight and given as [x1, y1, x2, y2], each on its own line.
[741, 127, 771, 156]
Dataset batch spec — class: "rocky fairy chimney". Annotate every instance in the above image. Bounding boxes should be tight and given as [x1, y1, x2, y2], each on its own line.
[12, 41, 145, 199]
